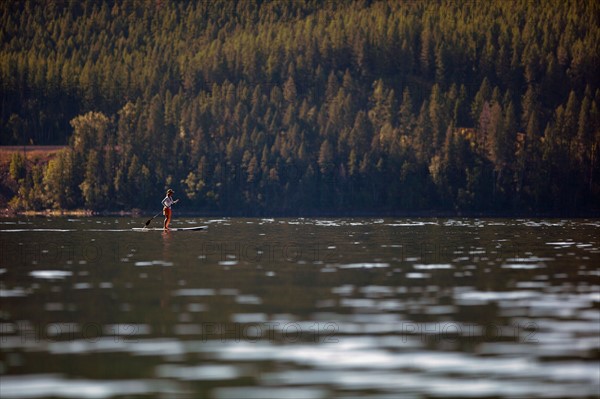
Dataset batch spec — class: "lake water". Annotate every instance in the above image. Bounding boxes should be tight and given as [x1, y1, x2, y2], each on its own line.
[1, 217, 599, 398]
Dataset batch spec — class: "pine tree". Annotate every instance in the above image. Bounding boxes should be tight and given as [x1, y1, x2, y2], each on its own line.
[2, 0, 599, 213]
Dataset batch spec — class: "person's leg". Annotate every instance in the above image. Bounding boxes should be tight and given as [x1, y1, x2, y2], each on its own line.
[163, 208, 171, 230]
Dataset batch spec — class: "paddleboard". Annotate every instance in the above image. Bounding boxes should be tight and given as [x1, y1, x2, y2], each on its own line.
[132, 225, 207, 232]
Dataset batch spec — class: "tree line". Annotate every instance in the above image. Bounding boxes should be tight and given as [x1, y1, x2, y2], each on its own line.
[1, 0, 599, 214]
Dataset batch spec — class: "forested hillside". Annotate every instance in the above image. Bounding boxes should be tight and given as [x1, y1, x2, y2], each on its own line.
[1, 0, 599, 214]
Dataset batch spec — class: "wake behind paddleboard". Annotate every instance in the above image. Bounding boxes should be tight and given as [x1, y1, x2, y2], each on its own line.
[132, 225, 207, 231]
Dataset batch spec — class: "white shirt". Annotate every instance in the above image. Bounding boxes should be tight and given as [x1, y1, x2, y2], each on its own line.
[162, 196, 175, 209]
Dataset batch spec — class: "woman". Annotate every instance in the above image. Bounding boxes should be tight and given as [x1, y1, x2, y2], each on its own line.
[161, 189, 179, 231]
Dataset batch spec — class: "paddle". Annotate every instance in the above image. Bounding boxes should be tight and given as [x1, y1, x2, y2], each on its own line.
[144, 211, 162, 227]
[144, 198, 179, 227]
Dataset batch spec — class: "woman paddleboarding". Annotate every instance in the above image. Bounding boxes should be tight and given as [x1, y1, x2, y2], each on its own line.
[161, 189, 179, 231]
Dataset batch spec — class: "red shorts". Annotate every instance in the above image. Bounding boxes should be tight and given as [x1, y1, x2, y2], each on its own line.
[163, 207, 172, 217]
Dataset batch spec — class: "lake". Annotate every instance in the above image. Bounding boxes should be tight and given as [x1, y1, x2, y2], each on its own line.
[1, 217, 599, 398]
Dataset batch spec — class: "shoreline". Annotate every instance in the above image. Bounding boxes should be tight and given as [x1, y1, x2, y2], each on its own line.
[2, 208, 599, 219]
[0, 209, 141, 218]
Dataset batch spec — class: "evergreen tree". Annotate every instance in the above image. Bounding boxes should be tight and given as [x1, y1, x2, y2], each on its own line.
[1, 0, 598, 214]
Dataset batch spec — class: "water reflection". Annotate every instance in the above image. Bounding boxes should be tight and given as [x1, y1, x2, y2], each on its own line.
[0, 218, 599, 398]
[161, 228, 173, 255]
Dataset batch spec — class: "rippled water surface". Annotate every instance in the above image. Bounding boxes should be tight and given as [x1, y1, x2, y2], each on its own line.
[1, 217, 599, 398]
